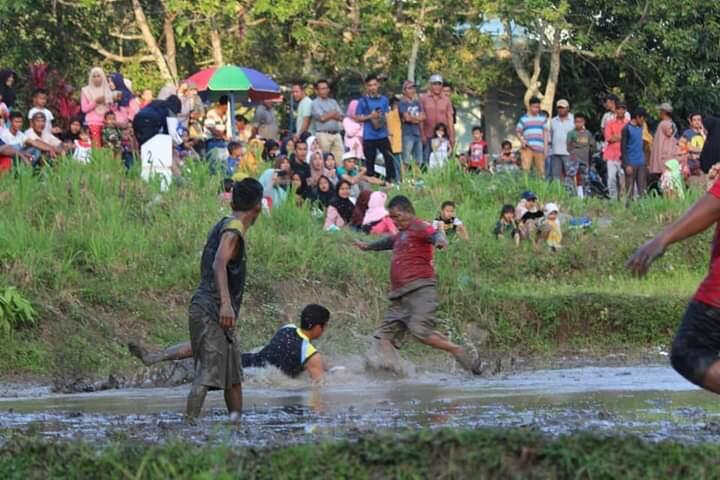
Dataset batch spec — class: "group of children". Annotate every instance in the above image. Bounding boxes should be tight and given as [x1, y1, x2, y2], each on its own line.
[493, 191, 563, 250]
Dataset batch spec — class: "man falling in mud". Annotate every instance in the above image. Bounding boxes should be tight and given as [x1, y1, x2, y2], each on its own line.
[354, 195, 483, 375]
[129, 304, 330, 382]
[184, 178, 264, 421]
[628, 164, 720, 395]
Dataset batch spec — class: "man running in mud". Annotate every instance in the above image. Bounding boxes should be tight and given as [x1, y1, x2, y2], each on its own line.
[184, 178, 263, 421]
[628, 166, 720, 394]
[129, 304, 330, 382]
[353, 195, 483, 374]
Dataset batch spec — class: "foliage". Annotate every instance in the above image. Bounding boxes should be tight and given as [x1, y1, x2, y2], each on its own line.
[3, 428, 720, 479]
[0, 287, 35, 336]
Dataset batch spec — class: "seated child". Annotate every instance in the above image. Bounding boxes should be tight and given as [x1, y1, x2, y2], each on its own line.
[495, 140, 519, 173]
[660, 159, 685, 200]
[73, 126, 93, 164]
[362, 191, 398, 236]
[538, 202, 562, 251]
[515, 191, 544, 241]
[226, 141, 243, 178]
[466, 126, 489, 172]
[432, 201, 469, 241]
[429, 123, 450, 169]
[493, 204, 520, 245]
[102, 111, 123, 158]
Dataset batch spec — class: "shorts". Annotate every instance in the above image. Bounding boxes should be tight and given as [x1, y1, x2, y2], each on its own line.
[374, 286, 438, 346]
[670, 301, 720, 387]
[189, 302, 243, 390]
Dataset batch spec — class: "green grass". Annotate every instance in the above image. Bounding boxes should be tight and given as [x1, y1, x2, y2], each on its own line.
[2, 428, 720, 479]
[0, 152, 711, 379]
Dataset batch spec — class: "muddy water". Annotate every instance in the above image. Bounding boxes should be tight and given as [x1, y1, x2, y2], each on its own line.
[2, 364, 720, 446]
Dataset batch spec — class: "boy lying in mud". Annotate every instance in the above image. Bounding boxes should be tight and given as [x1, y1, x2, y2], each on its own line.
[129, 304, 330, 383]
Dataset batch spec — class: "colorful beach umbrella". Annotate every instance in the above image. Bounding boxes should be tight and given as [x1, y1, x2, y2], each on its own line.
[185, 65, 280, 102]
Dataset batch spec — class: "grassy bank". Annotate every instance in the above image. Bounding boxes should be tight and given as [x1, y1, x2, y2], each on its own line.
[0, 153, 709, 380]
[2, 428, 719, 479]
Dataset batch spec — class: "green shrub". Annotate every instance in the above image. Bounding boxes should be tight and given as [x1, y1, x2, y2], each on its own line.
[0, 287, 35, 335]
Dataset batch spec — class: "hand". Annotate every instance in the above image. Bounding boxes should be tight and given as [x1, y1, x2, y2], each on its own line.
[521, 138, 528, 148]
[96, 96, 105, 104]
[436, 239, 448, 250]
[353, 239, 369, 250]
[219, 302, 236, 329]
[370, 110, 380, 120]
[626, 238, 665, 277]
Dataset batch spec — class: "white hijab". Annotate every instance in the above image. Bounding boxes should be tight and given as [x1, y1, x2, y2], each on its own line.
[81, 67, 113, 115]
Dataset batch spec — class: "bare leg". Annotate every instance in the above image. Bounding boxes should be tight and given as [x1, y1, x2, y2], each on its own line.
[376, 338, 404, 370]
[128, 341, 192, 367]
[701, 361, 720, 394]
[224, 384, 242, 414]
[186, 378, 208, 420]
[420, 332, 482, 374]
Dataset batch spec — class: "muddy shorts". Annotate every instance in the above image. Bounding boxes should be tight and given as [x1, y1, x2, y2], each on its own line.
[670, 301, 720, 387]
[189, 303, 243, 390]
[374, 286, 438, 346]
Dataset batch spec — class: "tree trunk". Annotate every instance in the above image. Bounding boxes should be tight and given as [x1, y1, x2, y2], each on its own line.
[541, 29, 562, 114]
[131, 0, 175, 84]
[406, 0, 426, 83]
[162, 2, 178, 83]
[210, 22, 224, 67]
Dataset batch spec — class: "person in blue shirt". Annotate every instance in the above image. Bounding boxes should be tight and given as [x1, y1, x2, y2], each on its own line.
[621, 108, 648, 202]
[353, 74, 398, 184]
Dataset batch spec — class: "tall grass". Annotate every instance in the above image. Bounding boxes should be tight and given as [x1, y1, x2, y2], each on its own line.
[0, 153, 710, 376]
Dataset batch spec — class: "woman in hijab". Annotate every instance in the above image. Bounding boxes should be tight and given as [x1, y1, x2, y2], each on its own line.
[349, 189, 372, 231]
[324, 180, 355, 231]
[0, 70, 17, 109]
[309, 175, 335, 210]
[109, 72, 139, 127]
[308, 151, 325, 188]
[81, 67, 113, 146]
[59, 115, 84, 146]
[362, 191, 398, 235]
[343, 100, 364, 160]
[258, 155, 292, 208]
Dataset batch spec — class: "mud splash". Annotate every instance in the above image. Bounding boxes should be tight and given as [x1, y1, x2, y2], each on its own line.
[2, 365, 720, 447]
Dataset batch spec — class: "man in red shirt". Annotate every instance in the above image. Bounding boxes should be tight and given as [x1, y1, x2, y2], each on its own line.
[354, 195, 483, 375]
[603, 102, 629, 200]
[628, 171, 720, 394]
[420, 74, 455, 166]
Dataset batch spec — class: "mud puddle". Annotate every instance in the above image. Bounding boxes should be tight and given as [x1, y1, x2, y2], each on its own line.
[1, 365, 719, 446]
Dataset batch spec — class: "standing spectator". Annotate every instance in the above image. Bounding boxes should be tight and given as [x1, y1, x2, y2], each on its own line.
[387, 96, 403, 182]
[254, 99, 279, 140]
[204, 96, 229, 152]
[290, 139, 311, 179]
[354, 74, 397, 183]
[311, 79, 344, 165]
[683, 113, 706, 177]
[420, 74, 454, 164]
[132, 95, 181, 147]
[343, 100, 364, 160]
[399, 80, 425, 169]
[442, 82, 458, 128]
[649, 103, 678, 188]
[603, 102, 629, 200]
[0, 70, 17, 109]
[292, 81, 313, 138]
[108, 72, 140, 128]
[622, 108, 649, 201]
[549, 99, 574, 181]
[465, 126, 488, 172]
[81, 67, 114, 147]
[600, 94, 630, 157]
[28, 89, 59, 136]
[566, 114, 594, 198]
[177, 81, 202, 125]
[516, 98, 548, 177]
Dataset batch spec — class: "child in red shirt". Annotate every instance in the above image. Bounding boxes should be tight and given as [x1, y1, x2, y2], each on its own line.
[466, 126, 488, 172]
[354, 195, 483, 375]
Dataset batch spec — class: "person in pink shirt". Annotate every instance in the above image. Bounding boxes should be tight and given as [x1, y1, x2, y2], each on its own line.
[420, 74, 455, 164]
[649, 102, 679, 188]
[362, 191, 398, 235]
[108, 72, 139, 128]
[603, 102, 629, 200]
[343, 100, 364, 160]
[81, 67, 113, 146]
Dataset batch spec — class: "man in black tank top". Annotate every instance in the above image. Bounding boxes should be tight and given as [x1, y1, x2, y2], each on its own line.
[186, 178, 264, 420]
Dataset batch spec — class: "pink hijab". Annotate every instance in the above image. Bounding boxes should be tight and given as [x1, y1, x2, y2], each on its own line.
[363, 191, 389, 225]
[344, 100, 364, 159]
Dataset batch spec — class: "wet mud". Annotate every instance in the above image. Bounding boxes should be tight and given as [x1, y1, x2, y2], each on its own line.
[1, 364, 719, 447]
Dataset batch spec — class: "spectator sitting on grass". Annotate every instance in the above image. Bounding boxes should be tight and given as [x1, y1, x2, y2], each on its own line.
[226, 141, 243, 178]
[24, 111, 66, 166]
[538, 202, 562, 251]
[432, 201, 469, 241]
[493, 204, 520, 245]
[73, 126, 92, 164]
[495, 140, 519, 173]
[259, 155, 292, 208]
[308, 151, 325, 188]
[0, 112, 37, 166]
[324, 180, 355, 231]
[291, 139, 311, 180]
[292, 172, 310, 206]
[363, 191, 398, 235]
[102, 111, 123, 159]
[308, 175, 335, 210]
[324, 153, 339, 186]
[515, 191, 544, 241]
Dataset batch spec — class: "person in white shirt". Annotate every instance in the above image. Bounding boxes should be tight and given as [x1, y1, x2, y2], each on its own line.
[27, 88, 60, 136]
[23, 112, 66, 165]
[549, 99, 575, 181]
[0, 112, 40, 166]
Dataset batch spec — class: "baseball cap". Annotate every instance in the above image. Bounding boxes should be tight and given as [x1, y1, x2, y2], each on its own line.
[658, 102, 673, 113]
[556, 99, 570, 108]
[521, 191, 537, 201]
[429, 74, 444, 84]
[545, 202, 559, 214]
[342, 151, 357, 162]
[403, 80, 416, 90]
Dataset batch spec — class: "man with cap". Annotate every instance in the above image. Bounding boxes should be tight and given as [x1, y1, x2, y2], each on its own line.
[603, 101, 630, 200]
[420, 74, 455, 165]
[399, 80, 426, 168]
[549, 99, 574, 181]
[649, 102, 679, 187]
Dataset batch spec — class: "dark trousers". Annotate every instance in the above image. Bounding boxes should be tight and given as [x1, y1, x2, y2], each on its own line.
[363, 137, 397, 182]
[625, 164, 648, 201]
